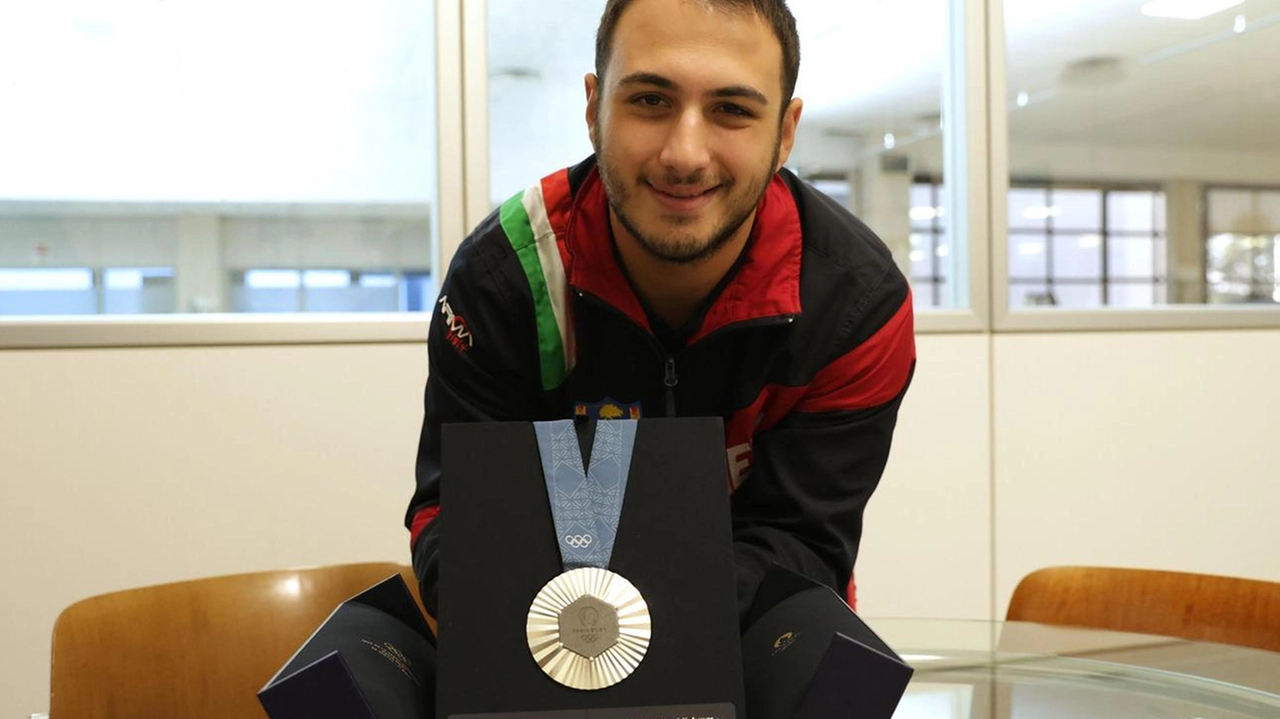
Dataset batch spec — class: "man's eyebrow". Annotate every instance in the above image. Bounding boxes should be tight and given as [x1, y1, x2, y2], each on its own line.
[709, 85, 769, 106]
[617, 72, 677, 90]
[615, 73, 770, 107]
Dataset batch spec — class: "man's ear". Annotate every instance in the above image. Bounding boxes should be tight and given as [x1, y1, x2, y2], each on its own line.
[585, 73, 600, 149]
[775, 97, 804, 170]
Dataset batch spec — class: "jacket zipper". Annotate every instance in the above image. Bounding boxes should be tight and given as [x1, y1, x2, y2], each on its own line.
[574, 289, 797, 418]
[663, 356, 678, 417]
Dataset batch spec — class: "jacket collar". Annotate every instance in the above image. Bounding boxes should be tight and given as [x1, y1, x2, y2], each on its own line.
[562, 160, 802, 343]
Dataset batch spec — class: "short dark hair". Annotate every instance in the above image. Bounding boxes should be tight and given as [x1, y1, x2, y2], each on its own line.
[594, 0, 801, 105]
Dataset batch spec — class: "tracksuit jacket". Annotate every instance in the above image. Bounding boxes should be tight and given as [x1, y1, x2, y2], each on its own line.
[407, 155, 916, 621]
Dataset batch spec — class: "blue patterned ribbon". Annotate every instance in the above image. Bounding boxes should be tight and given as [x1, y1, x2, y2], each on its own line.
[533, 419, 638, 570]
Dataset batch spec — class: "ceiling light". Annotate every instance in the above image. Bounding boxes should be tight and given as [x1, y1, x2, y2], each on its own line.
[1016, 91, 1030, 107]
[883, 133, 896, 150]
[1234, 14, 1247, 33]
[910, 207, 938, 222]
[1022, 205, 1062, 221]
[1140, 0, 1244, 20]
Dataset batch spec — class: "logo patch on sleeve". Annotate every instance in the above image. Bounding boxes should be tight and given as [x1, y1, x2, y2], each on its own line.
[438, 295, 474, 353]
[574, 398, 642, 420]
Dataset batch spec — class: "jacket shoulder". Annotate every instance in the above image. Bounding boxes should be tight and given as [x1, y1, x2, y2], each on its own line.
[782, 172, 913, 366]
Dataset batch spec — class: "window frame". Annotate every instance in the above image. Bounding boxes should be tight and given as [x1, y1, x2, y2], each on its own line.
[7, 0, 1280, 349]
[987, 0, 1280, 333]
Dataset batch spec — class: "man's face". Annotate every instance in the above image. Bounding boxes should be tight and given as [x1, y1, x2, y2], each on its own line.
[586, 0, 802, 265]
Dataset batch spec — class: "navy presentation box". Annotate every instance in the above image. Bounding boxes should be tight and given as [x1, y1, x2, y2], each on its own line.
[741, 565, 914, 719]
[258, 574, 437, 719]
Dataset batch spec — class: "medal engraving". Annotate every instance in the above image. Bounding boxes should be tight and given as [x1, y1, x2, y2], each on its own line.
[558, 595, 620, 659]
[526, 567, 651, 690]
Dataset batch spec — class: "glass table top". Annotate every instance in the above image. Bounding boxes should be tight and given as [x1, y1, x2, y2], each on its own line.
[864, 619, 1280, 719]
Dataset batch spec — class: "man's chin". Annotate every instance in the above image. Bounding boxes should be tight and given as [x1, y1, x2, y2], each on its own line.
[634, 233, 722, 265]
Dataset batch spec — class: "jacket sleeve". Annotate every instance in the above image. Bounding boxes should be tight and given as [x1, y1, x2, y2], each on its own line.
[405, 233, 541, 619]
[730, 288, 915, 621]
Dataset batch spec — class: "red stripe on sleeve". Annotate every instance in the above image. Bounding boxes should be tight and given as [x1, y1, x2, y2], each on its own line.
[795, 293, 915, 414]
[541, 169, 574, 271]
[409, 505, 441, 547]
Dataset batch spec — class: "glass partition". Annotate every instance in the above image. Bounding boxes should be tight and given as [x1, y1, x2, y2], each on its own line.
[0, 1, 438, 316]
[1000, 0, 1280, 310]
[787, 0, 967, 311]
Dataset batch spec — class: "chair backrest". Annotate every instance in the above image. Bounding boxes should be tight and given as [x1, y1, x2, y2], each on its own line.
[50, 562, 425, 719]
[1006, 566, 1280, 652]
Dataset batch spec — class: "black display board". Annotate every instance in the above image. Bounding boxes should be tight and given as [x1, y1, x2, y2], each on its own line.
[437, 418, 745, 719]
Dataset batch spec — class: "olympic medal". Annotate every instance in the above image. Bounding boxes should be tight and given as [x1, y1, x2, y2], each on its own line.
[526, 566, 651, 690]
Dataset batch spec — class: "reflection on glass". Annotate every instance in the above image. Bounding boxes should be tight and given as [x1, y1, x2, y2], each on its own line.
[1206, 187, 1280, 302]
[0, 1, 438, 316]
[773, 1, 958, 310]
[1003, 0, 1280, 309]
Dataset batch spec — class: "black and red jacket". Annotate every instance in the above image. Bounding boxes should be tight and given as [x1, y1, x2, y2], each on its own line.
[407, 156, 915, 621]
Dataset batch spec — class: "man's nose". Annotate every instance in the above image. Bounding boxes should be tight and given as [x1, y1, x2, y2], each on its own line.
[659, 111, 712, 177]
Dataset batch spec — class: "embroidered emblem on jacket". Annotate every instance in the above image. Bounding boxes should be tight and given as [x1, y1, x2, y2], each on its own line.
[574, 398, 642, 420]
[438, 295, 473, 352]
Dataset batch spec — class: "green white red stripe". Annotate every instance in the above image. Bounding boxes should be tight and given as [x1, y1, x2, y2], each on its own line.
[500, 181, 574, 390]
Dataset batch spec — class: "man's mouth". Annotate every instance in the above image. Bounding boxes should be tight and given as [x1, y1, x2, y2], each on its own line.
[648, 183, 718, 211]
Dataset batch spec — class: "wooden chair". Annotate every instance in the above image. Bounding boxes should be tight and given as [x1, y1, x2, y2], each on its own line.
[50, 562, 428, 719]
[1006, 566, 1280, 653]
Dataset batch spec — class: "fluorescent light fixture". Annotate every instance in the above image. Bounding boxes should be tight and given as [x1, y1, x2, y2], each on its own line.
[1016, 91, 1030, 107]
[303, 269, 352, 289]
[936, 245, 950, 258]
[883, 133, 896, 150]
[1022, 205, 1062, 221]
[1234, 14, 1247, 32]
[1017, 241, 1045, 256]
[910, 207, 938, 222]
[0, 268, 94, 291]
[910, 250, 925, 263]
[1077, 234, 1102, 249]
[245, 269, 301, 289]
[1140, 0, 1244, 20]
[359, 273, 398, 288]
[909, 233, 925, 247]
[105, 269, 143, 290]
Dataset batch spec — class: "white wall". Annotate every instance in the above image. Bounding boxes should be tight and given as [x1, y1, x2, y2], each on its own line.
[857, 333, 992, 620]
[992, 330, 1280, 610]
[4, 329, 1280, 717]
[0, 343, 428, 719]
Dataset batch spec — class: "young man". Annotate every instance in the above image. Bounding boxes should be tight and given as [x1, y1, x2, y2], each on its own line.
[406, 0, 915, 622]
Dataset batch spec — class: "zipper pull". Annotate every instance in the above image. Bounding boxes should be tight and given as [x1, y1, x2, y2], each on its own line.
[663, 356, 678, 417]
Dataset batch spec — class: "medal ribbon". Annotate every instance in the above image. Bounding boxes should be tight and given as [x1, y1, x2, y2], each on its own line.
[534, 419, 638, 571]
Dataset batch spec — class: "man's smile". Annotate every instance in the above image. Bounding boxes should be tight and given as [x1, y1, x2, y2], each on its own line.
[646, 182, 720, 212]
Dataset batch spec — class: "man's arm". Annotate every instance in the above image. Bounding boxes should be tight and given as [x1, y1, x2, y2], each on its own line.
[405, 235, 541, 618]
[731, 289, 916, 620]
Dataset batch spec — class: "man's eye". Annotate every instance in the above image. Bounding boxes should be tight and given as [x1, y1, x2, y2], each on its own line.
[719, 103, 754, 118]
[635, 94, 665, 107]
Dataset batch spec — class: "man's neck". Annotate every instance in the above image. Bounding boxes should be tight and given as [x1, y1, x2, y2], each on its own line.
[611, 214, 755, 330]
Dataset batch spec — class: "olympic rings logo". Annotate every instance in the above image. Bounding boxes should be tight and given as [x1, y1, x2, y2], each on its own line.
[565, 534, 593, 549]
